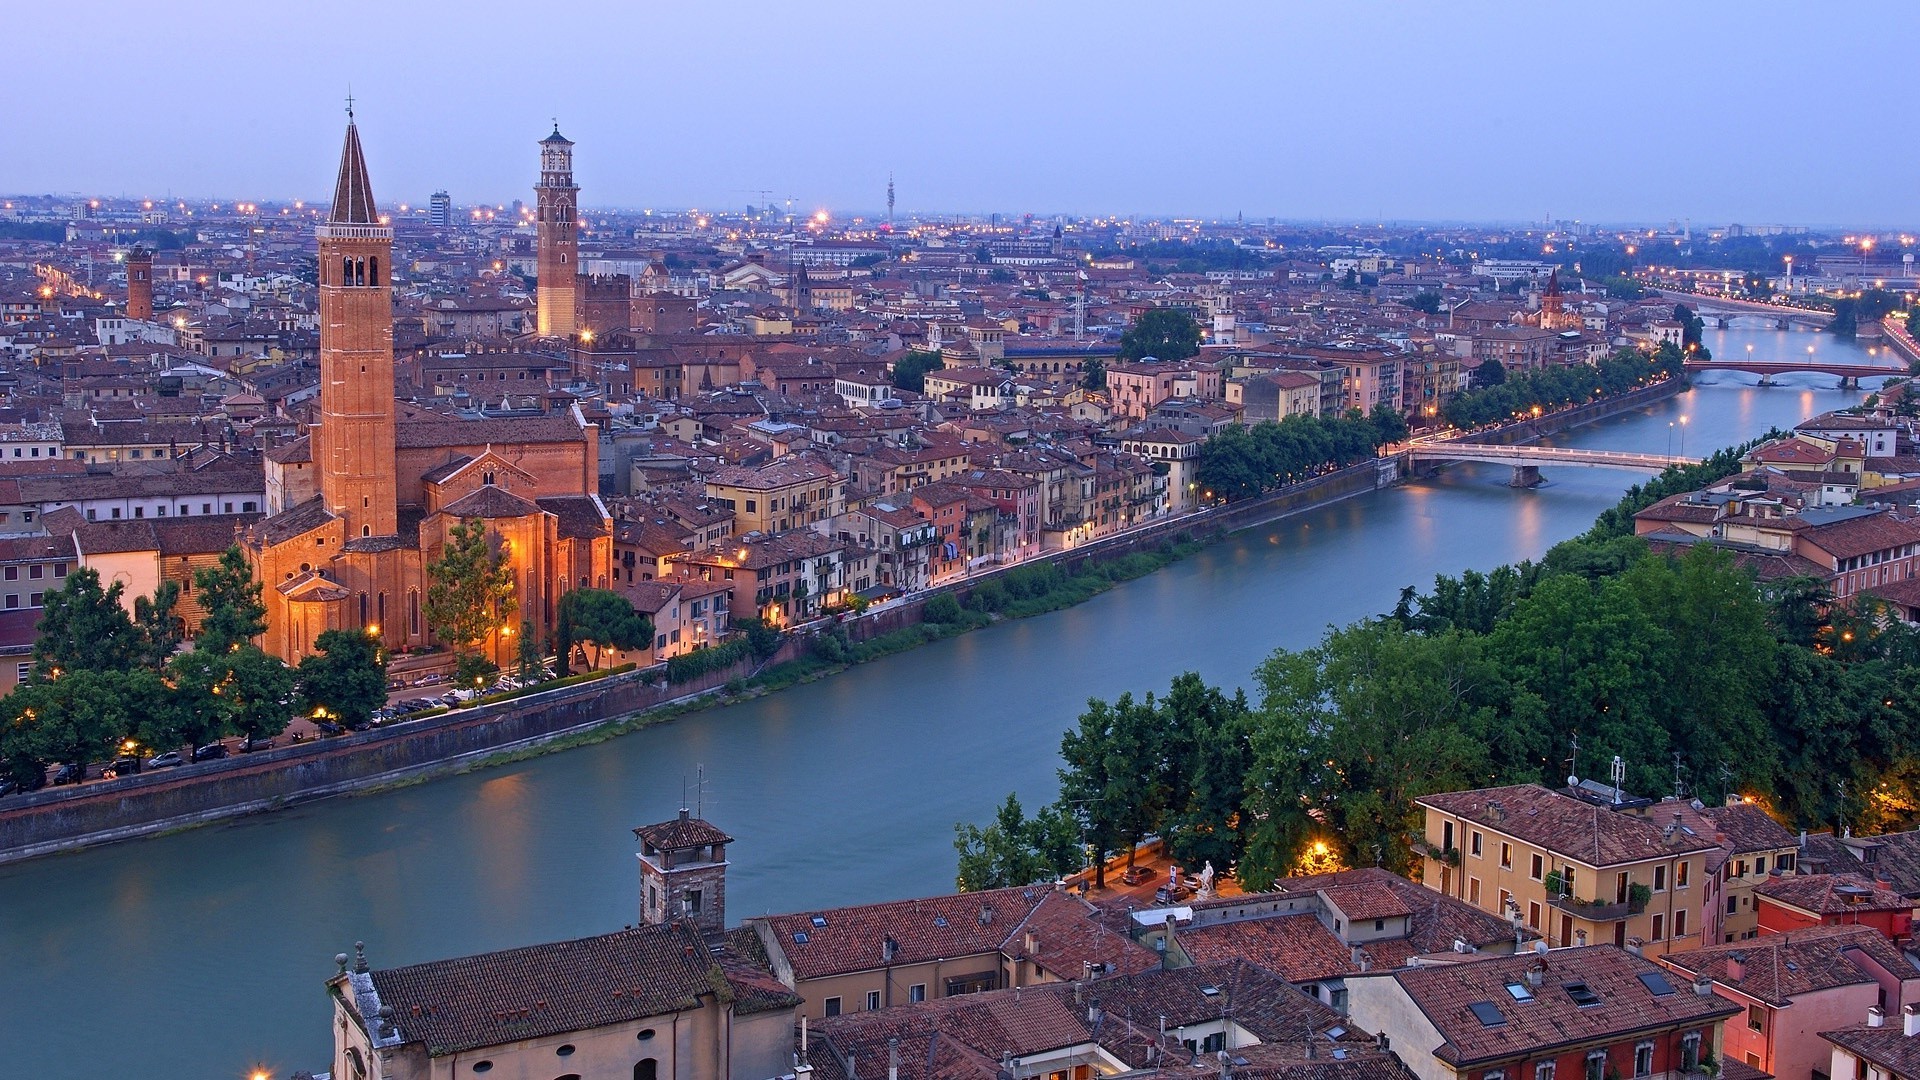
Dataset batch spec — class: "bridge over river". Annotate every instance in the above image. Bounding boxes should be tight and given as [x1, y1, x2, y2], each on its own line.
[1649, 288, 1835, 330]
[1684, 358, 1906, 387]
[1407, 442, 1699, 486]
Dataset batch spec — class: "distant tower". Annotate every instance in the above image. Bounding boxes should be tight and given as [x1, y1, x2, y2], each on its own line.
[535, 123, 580, 338]
[634, 808, 732, 936]
[1540, 269, 1566, 330]
[125, 244, 152, 321]
[428, 190, 451, 229]
[315, 107, 399, 543]
[887, 172, 895, 229]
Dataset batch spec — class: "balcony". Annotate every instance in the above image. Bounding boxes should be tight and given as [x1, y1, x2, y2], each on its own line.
[1546, 894, 1637, 922]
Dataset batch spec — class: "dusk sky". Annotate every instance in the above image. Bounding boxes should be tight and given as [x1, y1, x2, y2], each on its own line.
[9, 1, 1916, 226]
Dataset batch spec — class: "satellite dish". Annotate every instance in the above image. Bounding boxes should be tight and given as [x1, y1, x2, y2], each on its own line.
[1567, 775, 1580, 787]
[1534, 941, 1550, 954]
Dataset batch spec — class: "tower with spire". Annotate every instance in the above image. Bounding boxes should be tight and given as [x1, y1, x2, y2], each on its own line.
[886, 172, 895, 229]
[315, 109, 399, 542]
[535, 124, 580, 338]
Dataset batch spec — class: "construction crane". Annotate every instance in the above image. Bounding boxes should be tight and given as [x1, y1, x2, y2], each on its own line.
[731, 189, 775, 215]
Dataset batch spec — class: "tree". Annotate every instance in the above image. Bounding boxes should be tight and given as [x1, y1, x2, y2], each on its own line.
[1406, 291, 1444, 315]
[1368, 404, 1409, 449]
[953, 793, 1081, 891]
[559, 588, 652, 671]
[132, 580, 183, 669]
[515, 620, 547, 683]
[1117, 308, 1201, 363]
[890, 349, 945, 393]
[297, 629, 388, 726]
[424, 518, 517, 670]
[1473, 358, 1507, 389]
[172, 644, 295, 748]
[32, 568, 142, 678]
[1058, 691, 1168, 886]
[973, 244, 994, 265]
[1082, 356, 1106, 391]
[1674, 304, 1705, 351]
[193, 545, 266, 653]
[13, 670, 139, 767]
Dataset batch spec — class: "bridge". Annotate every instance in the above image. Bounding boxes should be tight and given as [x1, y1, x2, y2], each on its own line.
[1407, 443, 1700, 487]
[1648, 288, 1833, 330]
[1684, 359, 1906, 387]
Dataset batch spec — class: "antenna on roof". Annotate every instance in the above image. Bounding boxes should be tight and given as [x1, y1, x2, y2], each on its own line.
[1672, 752, 1687, 801]
[1565, 733, 1580, 788]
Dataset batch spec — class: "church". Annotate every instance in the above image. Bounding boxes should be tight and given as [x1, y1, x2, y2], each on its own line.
[248, 113, 612, 665]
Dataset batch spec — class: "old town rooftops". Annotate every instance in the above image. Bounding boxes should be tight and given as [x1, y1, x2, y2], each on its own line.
[1417, 784, 1719, 867]
[1393, 946, 1738, 1067]
[359, 922, 723, 1057]
[756, 885, 1048, 981]
[1659, 925, 1915, 1008]
[633, 809, 732, 851]
[1753, 873, 1913, 915]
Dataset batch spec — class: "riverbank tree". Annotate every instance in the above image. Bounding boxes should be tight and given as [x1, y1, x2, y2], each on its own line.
[1194, 408, 1406, 501]
[425, 518, 518, 686]
[1442, 346, 1680, 430]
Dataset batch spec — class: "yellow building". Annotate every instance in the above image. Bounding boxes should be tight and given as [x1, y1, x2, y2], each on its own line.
[1416, 784, 1717, 958]
[703, 456, 844, 537]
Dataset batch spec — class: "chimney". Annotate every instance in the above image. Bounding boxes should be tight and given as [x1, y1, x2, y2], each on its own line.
[1869, 1006, 1887, 1028]
[1726, 954, 1746, 982]
[1694, 975, 1714, 997]
[1726, 794, 1741, 808]
[679, 807, 690, 822]
[1526, 965, 1545, 989]
[1904, 1004, 1920, 1038]
[889, 1038, 901, 1080]
[1575, 929, 1588, 947]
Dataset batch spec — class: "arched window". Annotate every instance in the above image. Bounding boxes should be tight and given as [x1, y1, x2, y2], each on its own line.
[634, 1060, 658, 1080]
[408, 588, 420, 635]
[362, 524, 372, 537]
[358, 593, 368, 625]
[368, 256, 379, 286]
[342, 257, 353, 285]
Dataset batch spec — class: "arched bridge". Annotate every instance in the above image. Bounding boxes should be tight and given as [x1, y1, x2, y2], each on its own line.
[1649, 288, 1833, 329]
[1684, 359, 1906, 387]
[1408, 443, 1700, 487]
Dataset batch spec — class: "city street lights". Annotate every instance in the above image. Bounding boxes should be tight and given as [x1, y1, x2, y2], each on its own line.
[1679, 415, 1688, 458]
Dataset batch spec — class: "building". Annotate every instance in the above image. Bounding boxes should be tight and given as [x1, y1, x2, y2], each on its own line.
[1753, 875, 1914, 944]
[248, 114, 611, 665]
[1659, 925, 1920, 1080]
[637, 809, 732, 937]
[1230, 371, 1324, 424]
[1345, 945, 1741, 1080]
[1822, 1005, 1920, 1080]
[427, 189, 450, 229]
[704, 456, 846, 537]
[1416, 784, 1718, 957]
[125, 244, 152, 321]
[535, 125, 580, 338]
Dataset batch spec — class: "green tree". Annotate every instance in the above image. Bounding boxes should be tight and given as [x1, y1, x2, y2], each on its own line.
[515, 620, 547, 683]
[1117, 308, 1201, 363]
[953, 793, 1081, 891]
[424, 519, 517, 670]
[193, 545, 267, 652]
[1406, 290, 1444, 315]
[172, 644, 295, 748]
[1082, 355, 1106, 391]
[14, 669, 144, 767]
[559, 588, 653, 670]
[297, 628, 389, 726]
[1473, 358, 1507, 388]
[1158, 673, 1254, 871]
[132, 580, 184, 669]
[1059, 691, 1169, 885]
[890, 349, 946, 393]
[1368, 404, 1409, 448]
[1674, 304, 1705, 350]
[32, 568, 142, 678]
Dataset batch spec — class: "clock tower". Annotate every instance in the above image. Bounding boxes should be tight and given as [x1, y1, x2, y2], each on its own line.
[534, 125, 579, 339]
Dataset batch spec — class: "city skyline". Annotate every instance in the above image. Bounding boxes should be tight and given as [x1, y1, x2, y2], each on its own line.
[8, 1, 1919, 226]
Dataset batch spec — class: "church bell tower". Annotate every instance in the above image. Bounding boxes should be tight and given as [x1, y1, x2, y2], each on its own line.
[535, 125, 579, 339]
[634, 809, 732, 937]
[315, 109, 399, 541]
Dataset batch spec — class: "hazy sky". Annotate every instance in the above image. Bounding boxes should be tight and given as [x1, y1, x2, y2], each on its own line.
[7, 1, 1916, 226]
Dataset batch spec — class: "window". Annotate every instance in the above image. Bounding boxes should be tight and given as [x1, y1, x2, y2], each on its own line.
[5, 567, 17, 581]
[866, 991, 880, 1011]
[1536, 1063, 1556, 1080]
[1586, 1053, 1608, 1080]
[1654, 865, 1667, 892]
[909, 984, 925, 1003]
[1636, 1043, 1655, 1077]
[1501, 842, 1513, 869]
[1531, 853, 1544, 880]
[1778, 853, 1796, 872]
[1471, 831, 1483, 857]
[27, 565, 40, 580]
[634, 1061, 657, 1080]
[1682, 1033, 1702, 1072]
[686, 889, 702, 914]
[1677, 861, 1691, 888]
[1753, 856, 1765, 876]
[824, 997, 841, 1017]
[16, 662, 29, 681]
[1528, 901, 1541, 929]
[1443, 821, 1454, 852]
[1651, 913, 1666, 941]
[1675, 909, 1688, 938]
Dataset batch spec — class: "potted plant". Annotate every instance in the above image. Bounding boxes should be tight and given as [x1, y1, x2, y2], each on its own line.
[1628, 883, 1652, 914]
[1544, 869, 1565, 897]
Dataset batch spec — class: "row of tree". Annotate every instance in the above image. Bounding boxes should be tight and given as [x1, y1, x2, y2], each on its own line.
[955, 443, 1920, 890]
[1193, 406, 1409, 502]
[1442, 345, 1681, 430]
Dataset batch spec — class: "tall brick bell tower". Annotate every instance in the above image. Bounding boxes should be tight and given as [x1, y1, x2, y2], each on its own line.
[125, 244, 152, 321]
[534, 124, 579, 339]
[315, 108, 399, 542]
[634, 809, 731, 937]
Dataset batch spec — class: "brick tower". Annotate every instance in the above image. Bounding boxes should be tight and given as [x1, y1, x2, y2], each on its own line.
[535, 124, 579, 339]
[634, 809, 732, 937]
[125, 244, 152, 321]
[315, 111, 399, 542]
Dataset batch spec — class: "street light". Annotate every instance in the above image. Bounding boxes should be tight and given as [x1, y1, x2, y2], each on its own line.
[1679, 415, 1688, 458]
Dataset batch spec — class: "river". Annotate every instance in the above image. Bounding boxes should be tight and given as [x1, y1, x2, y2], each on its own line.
[0, 327, 1900, 1080]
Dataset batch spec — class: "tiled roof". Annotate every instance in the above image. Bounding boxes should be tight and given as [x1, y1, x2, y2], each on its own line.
[536, 495, 610, 540]
[259, 495, 335, 545]
[329, 119, 380, 226]
[1395, 945, 1738, 1067]
[394, 416, 585, 449]
[1321, 881, 1414, 922]
[1659, 925, 1913, 1007]
[759, 885, 1047, 981]
[1820, 1023, 1920, 1077]
[633, 811, 732, 851]
[1178, 912, 1359, 983]
[1754, 873, 1912, 915]
[1417, 784, 1719, 867]
[1697, 802, 1798, 856]
[440, 485, 540, 520]
[367, 922, 719, 1056]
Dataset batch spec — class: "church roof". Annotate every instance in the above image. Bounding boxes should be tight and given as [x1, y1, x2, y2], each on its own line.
[278, 569, 350, 604]
[440, 485, 540, 520]
[395, 416, 586, 450]
[540, 124, 573, 146]
[260, 495, 335, 545]
[536, 495, 610, 539]
[330, 118, 380, 226]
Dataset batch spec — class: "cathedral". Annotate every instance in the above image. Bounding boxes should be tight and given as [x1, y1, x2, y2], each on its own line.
[248, 113, 612, 666]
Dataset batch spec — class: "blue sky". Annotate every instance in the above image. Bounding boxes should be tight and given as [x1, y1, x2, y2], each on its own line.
[6, 1, 1915, 225]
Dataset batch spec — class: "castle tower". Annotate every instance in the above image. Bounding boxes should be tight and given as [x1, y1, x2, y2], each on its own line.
[634, 809, 732, 936]
[315, 111, 399, 541]
[125, 245, 152, 321]
[535, 124, 579, 339]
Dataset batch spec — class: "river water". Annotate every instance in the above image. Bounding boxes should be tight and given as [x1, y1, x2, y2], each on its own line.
[0, 328, 1900, 1079]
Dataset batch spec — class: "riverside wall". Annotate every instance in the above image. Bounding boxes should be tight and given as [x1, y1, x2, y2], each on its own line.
[0, 379, 1680, 864]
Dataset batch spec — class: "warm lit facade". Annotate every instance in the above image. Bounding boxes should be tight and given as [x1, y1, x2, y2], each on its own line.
[703, 457, 845, 537]
[1417, 785, 1717, 958]
[535, 125, 579, 338]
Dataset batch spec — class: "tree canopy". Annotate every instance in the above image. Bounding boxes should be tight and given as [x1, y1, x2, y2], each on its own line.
[425, 519, 517, 669]
[890, 350, 945, 393]
[1117, 308, 1201, 363]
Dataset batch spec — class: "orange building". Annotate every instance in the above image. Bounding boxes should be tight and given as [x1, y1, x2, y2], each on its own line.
[534, 125, 579, 338]
[248, 114, 611, 666]
[125, 244, 152, 321]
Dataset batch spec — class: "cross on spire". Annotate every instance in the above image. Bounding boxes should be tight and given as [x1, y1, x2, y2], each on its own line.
[346, 88, 355, 119]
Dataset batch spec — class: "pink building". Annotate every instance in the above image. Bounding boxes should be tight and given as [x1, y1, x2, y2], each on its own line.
[1105, 360, 1222, 421]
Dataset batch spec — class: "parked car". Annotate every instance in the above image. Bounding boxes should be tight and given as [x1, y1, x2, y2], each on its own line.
[0, 778, 17, 798]
[51, 763, 84, 786]
[1153, 884, 1193, 904]
[1120, 866, 1153, 886]
[239, 737, 274, 753]
[190, 744, 229, 762]
[145, 751, 186, 770]
[105, 756, 142, 778]
[315, 720, 345, 736]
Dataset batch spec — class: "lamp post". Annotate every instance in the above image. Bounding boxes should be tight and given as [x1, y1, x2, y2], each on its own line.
[1679, 415, 1688, 459]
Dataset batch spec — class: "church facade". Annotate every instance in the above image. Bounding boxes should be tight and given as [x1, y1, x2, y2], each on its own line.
[248, 115, 612, 666]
